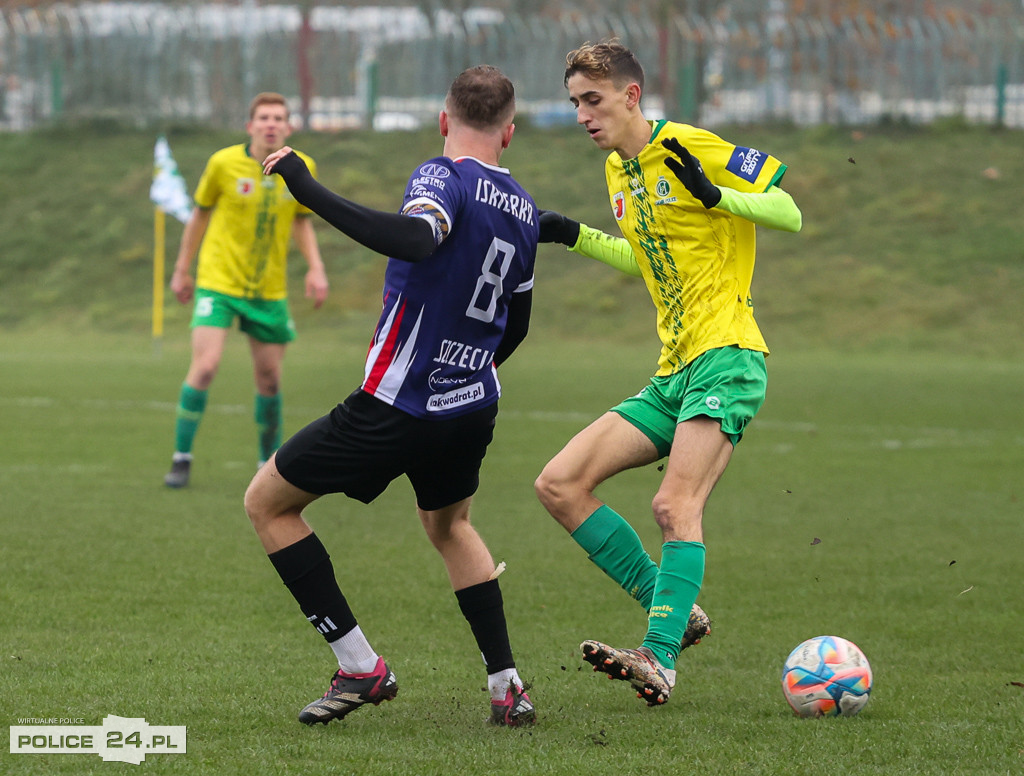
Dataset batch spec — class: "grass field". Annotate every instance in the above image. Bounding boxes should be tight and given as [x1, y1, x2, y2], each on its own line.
[2, 325, 1022, 775]
[1, 122, 1022, 773]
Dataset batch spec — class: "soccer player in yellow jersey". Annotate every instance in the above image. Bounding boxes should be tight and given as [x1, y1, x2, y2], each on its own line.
[535, 41, 802, 706]
[164, 92, 329, 488]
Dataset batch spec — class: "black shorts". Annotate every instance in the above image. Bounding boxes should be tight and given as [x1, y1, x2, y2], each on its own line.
[275, 389, 498, 511]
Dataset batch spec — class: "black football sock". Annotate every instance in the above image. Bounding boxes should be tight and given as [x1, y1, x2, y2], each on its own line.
[455, 579, 515, 673]
[268, 533, 357, 643]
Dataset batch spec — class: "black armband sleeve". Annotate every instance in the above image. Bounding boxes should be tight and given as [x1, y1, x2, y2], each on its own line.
[493, 289, 532, 367]
[273, 151, 437, 262]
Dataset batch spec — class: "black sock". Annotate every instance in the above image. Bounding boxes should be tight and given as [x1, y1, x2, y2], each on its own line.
[268, 533, 357, 643]
[455, 579, 515, 673]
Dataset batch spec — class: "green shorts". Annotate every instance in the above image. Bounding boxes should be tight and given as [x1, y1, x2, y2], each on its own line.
[611, 346, 767, 456]
[191, 289, 296, 344]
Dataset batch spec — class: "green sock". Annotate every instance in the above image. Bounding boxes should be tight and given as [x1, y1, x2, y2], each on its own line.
[255, 393, 282, 463]
[174, 383, 208, 454]
[643, 540, 705, 669]
[570, 505, 659, 610]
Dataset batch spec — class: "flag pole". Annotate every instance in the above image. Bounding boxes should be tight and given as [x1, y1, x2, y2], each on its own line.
[153, 206, 165, 356]
[150, 133, 191, 357]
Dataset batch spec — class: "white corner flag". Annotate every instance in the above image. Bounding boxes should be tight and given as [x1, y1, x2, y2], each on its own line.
[150, 135, 191, 349]
[150, 135, 192, 222]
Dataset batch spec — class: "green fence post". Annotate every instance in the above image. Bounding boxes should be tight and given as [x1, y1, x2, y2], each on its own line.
[995, 63, 1007, 128]
[678, 57, 697, 122]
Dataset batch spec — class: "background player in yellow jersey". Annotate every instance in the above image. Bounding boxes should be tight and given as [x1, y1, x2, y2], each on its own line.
[535, 40, 802, 706]
[164, 92, 329, 488]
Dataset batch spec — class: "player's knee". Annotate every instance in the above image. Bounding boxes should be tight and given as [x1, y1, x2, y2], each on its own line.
[243, 477, 270, 528]
[255, 371, 280, 396]
[534, 465, 577, 513]
[651, 491, 702, 538]
[188, 363, 218, 390]
[533, 468, 558, 510]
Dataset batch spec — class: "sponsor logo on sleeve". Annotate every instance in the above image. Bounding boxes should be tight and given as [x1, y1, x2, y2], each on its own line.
[725, 146, 767, 183]
[409, 185, 442, 199]
[417, 163, 451, 179]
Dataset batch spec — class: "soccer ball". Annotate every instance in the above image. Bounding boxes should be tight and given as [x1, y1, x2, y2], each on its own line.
[781, 635, 872, 717]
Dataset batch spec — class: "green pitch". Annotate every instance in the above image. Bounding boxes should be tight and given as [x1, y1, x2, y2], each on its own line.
[1, 328, 1021, 775]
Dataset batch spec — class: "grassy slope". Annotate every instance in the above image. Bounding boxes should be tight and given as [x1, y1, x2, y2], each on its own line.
[1, 122, 1022, 357]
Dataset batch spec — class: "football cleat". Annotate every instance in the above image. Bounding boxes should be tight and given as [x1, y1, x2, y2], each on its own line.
[163, 458, 191, 488]
[298, 657, 398, 725]
[580, 642, 675, 706]
[488, 683, 536, 727]
[680, 603, 711, 651]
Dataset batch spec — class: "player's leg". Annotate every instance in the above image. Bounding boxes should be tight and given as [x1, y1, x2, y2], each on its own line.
[592, 349, 765, 705]
[579, 424, 728, 706]
[535, 412, 664, 609]
[633, 417, 732, 700]
[242, 298, 294, 467]
[418, 499, 535, 727]
[244, 400, 401, 725]
[164, 319, 229, 488]
[249, 338, 286, 466]
[409, 404, 534, 727]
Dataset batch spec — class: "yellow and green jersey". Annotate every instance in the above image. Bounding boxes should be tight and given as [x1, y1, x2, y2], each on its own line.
[193, 144, 316, 300]
[605, 120, 786, 375]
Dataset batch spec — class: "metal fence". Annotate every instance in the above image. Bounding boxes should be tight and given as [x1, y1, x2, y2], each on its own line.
[2, 2, 1022, 131]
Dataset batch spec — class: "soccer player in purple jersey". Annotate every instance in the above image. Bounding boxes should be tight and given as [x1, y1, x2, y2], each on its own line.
[244, 66, 537, 728]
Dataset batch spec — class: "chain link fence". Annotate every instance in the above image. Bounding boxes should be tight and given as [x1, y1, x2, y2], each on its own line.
[1, 2, 1022, 131]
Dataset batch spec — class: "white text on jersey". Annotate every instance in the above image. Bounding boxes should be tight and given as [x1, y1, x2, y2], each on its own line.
[473, 178, 534, 224]
[433, 339, 493, 370]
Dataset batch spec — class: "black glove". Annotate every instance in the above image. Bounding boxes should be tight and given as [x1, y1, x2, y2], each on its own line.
[538, 209, 581, 246]
[662, 137, 721, 209]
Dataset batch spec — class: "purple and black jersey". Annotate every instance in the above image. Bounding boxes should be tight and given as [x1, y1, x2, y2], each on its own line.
[361, 156, 537, 418]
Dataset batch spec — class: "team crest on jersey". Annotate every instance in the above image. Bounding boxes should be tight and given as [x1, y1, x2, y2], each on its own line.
[726, 146, 767, 183]
[237, 178, 255, 195]
[654, 176, 677, 205]
[612, 191, 625, 220]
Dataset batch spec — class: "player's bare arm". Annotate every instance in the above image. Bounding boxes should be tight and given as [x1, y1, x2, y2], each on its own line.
[291, 217, 329, 308]
[169, 207, 211, 304]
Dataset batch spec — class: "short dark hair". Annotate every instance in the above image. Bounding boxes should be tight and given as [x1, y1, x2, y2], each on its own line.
[445, 65, 516, 130]
[564, 40, 645, 92]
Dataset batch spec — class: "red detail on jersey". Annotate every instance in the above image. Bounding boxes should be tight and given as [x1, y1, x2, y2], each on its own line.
[363, 299, 406, 395]
[612, 191, 625, 220]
